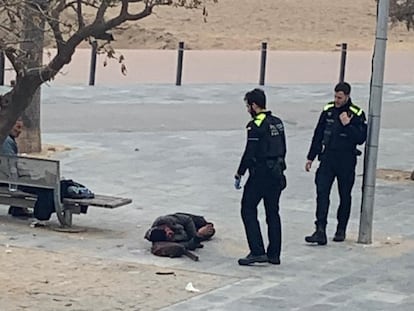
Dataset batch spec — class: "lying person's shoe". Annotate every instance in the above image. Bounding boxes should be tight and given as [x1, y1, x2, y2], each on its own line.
[30, 220, 47, 228]
[8, 206, 33, 218]
[238, 253, 268, 266]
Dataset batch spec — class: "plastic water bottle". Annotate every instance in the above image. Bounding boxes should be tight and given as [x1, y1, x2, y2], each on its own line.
[9, 166, 18, 192]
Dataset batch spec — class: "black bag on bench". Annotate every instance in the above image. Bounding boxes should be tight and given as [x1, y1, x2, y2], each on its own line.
[60, 179, 95, 200]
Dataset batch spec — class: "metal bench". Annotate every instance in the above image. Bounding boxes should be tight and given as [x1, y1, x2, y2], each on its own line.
[0, 154, 132, 228]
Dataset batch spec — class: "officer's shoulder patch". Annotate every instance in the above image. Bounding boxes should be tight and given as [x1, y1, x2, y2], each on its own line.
[349, 104, 364, 116]
[323, 102, 335, 111]
[276, 123, 284, 131]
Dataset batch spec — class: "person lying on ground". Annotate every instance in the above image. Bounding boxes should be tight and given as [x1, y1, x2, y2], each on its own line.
[144, 212, 215, 250]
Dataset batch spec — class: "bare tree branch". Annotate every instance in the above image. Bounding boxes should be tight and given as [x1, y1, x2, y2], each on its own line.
[48, 0, 67, 52]
[77, 0, 85, 29]
[34, 0, 209, 84]
[0, 0, 217, 145]
[390, 0, 414, 30]
[96, 0, 111, 23]
[3, 47, 23, 77]
[0, 23, 15, 34]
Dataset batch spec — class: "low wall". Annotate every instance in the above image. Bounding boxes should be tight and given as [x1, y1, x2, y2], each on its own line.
[3, 49, 414, 85]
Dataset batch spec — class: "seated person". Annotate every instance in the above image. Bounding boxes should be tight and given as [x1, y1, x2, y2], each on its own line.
[1, 118, 55, 220]
[144, 213, 215, 250]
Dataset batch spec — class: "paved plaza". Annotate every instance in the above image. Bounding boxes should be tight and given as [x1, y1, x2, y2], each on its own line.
[0, 83, 413, 310]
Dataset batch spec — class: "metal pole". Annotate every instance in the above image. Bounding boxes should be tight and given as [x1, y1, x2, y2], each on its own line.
[89, 41, 98, 86]
[176, 41, 184, 86]
[259, 42, 267, 86]
[0, 51, 4, 86]
[358, 0, 389, 244]
[339, 43, 347, 82]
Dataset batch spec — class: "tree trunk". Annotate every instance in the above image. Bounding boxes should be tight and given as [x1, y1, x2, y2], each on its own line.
[18, 88, 41, 153]
[17, 1, 45, 153]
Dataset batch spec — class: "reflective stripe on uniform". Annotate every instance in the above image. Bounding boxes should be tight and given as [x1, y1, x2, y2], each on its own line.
[254, 113, 266, 127]
[323, 102, 364, 116]
[349, 105, 363, 116]
[323, 103, 335, 111]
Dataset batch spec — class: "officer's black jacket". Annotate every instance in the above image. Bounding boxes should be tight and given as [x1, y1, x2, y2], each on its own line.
[307, 99, 367, 161]
[237, 111, 286, 176]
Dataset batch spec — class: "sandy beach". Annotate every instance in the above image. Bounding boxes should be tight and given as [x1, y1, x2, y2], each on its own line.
[77, 0, 414, 51]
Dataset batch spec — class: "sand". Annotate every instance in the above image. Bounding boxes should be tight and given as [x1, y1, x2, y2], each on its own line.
[77, 0, 414, 51]
[0, 245, 234, 311]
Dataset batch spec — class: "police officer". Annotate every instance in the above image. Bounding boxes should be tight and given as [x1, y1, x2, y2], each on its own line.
[235, 88, 287, 265]
[305, 82, 367, 245]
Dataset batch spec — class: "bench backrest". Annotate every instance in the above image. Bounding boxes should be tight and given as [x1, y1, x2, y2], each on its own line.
[0, 154, 60, 190]
[0, 154, 69, 225]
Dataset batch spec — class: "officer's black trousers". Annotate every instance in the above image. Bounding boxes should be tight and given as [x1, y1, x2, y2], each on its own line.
[241, 173, 282, 258]
[315, 153, 356, 231]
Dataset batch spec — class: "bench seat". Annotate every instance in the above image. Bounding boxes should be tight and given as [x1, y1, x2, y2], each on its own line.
[0, 154, 132, 227]
[0, 187, 37, 209]
[63, 195, 132, 209]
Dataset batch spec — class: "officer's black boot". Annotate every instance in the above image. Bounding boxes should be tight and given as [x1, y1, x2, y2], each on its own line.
[238, 253, 268, 266]
[333, 227, 346, 242]
[305, 225, 327, 245]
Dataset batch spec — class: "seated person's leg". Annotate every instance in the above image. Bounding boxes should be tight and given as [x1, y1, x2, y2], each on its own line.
[33, 189, 55, 221]
[0, 183, 32, 217]
[8, 206, 33, 218]
[19, 186, 55, 221]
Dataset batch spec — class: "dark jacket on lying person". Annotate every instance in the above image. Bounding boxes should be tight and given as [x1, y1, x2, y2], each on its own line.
[144, 213, 215, 249]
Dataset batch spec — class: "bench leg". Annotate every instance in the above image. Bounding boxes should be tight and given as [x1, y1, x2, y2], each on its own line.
[63, 209, 73, 227]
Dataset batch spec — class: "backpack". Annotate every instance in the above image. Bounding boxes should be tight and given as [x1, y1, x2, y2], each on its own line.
[151, 241, 199, 261]
[60, 179, 95, 200]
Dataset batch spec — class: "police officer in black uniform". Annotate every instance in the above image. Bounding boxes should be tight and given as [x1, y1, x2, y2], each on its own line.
[305, 82, 367, 245]
[234, 88, 287, 265]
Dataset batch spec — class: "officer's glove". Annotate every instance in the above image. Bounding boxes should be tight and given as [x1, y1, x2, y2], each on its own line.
[234, 175, 242, 190]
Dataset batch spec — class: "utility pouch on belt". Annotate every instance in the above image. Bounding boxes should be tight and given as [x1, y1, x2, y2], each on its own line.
[266, 159, 287, 190]
[266, 159, 282, 177]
